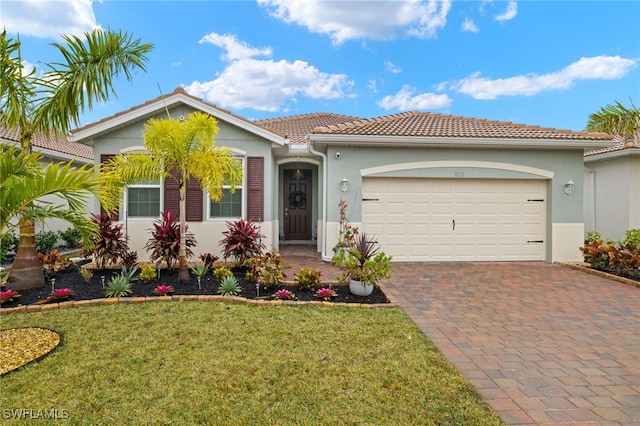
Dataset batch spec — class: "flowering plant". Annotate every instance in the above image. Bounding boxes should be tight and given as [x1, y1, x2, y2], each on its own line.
[153, 285, 174, 296]
[333, 200, 358, 254]
[273, 289, 295, 300]
[0, 289, 20, 304]
[49, 288, 73, 300]
[315, 288, 337, 301]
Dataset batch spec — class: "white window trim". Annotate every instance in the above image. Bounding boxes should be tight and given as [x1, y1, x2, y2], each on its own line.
[207, 153, 246, 221]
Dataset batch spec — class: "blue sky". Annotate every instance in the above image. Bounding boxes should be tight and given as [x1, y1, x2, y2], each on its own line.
[2, 0, 639, 131]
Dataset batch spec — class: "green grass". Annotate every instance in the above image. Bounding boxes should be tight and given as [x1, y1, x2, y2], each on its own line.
[1, 303, 505, 425]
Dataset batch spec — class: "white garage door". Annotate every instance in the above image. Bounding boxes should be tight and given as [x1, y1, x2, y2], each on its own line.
[362, 178, 546, 261]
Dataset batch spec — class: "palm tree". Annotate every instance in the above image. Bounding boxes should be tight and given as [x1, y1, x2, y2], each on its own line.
[0, 29, 152, 289]
[0, 146, 120, 290]
[587, 99, 639, 146]
[101, 111, 243, 282]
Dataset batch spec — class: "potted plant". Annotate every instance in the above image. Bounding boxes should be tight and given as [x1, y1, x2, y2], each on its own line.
[333, 232, 392, 296]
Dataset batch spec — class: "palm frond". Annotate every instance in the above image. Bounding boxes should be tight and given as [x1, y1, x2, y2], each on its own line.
[587, 99, 640, 142]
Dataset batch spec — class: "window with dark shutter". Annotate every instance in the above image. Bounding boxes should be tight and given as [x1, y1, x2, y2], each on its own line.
[246, 157, 264, 222]
[163, 169, 180, 219]
[164, 170, 204, 221]
[100, 154, 119, 221]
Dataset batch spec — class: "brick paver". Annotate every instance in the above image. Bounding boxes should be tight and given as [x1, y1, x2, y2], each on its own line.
[381, 262, 640, 425]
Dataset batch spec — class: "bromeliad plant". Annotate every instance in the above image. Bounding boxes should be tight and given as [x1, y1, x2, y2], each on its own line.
[145, 210, 196, 270]
[0, 289, 20, 304]
[315, 287, 337, 301]
[273, 288, 295, 300]
[333, 232, 392, 286]
[220, 219, 266, 264]
[152, 285, 174, 296]
[49, 288, 73, 301]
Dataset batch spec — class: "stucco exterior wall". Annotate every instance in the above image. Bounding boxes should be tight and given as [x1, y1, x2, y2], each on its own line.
[584, 153, 640, 241]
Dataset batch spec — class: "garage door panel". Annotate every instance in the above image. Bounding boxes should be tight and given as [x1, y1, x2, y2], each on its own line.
[362, 178, 546, 261]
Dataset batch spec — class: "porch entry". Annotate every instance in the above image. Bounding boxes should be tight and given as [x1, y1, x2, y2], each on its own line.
[284, 169, 312, 240]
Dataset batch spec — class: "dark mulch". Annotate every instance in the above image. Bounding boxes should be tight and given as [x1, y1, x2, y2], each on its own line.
[1, 262, 389, 308]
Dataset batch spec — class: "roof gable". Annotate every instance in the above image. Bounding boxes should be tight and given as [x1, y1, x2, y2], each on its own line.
[71, 88, 288, 146]
[256, 112, 362, 145]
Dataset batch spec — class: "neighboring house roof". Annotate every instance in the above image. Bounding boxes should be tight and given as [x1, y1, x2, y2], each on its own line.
[71, 87, 288, 146]
[584, 134, 639, 157]
[256, 112, 363, 145]
[0, 127, 94, 160]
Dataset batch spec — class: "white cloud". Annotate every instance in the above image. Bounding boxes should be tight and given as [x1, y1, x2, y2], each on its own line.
[258, 0, 451, 46]
[0, 0, 99, 38]
[368, 79, 379, 94]
[185, 32, 352, 112]
[450, 55, 637, 100]
[377, 85, 452, 110]
[462, 17, 479, 33]
[171, 62, 183, 68]
[384, 61, 402, 74]
[495, 1, 517, 22]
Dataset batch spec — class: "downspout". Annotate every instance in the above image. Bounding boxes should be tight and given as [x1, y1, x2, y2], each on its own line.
[585, 167, 596, 232]
[308, 138, 331, 262]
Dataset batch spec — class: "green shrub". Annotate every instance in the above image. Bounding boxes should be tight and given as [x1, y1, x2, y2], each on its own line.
[139, 266, 157, 284]
[294, 267, 321, 291]
[585, 230, 602, 243]
[623, 228, 640, 250]
[217, 275, 241, 296]
[245, 252, 285, 289]
[58, 227, 82, 248]
[213, 266, 233, 281]
[190, 263, 209, 278]
[79, 266, 94, 283]
[104, 275, 133, 298]
[0, 231, 19, 262]
[35, 230, 58, 254]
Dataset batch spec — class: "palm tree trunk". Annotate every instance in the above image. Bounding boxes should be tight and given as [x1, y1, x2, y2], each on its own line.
[178, 185, 189, 283]
[10, 220, 45, 290]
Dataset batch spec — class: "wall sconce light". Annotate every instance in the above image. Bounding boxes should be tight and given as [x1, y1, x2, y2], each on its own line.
[341, 178, 348, 192]
[564, 179, 574, 195]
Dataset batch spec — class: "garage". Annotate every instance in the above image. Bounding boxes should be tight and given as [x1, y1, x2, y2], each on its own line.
[362, 177, 547, 261]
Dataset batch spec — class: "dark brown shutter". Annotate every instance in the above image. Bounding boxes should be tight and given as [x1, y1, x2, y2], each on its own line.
[100, 154, 119, 221]
[164, 170, 203, 221]
[185, 176, 203, 222]
[163, 169, 180, 218]
[246, 157, 264, 222]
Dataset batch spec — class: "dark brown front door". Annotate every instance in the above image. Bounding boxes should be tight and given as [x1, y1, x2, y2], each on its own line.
[284, 170, 311, 240]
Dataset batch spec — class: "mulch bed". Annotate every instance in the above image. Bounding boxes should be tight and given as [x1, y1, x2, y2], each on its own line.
[1, 261, 389, 309]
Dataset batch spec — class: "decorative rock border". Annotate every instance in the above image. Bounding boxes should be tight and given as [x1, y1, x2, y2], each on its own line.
[0, 290, 399, 316]
[0, 327, 61, 375]
[558, 262, 639, 288]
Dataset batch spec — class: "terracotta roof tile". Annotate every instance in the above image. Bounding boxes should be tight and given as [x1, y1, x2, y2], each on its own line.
[255, 112, 363, 145]
[0, 127, 93, 160]
[584, 135, 639, 156]
[312, 111, 612, 141]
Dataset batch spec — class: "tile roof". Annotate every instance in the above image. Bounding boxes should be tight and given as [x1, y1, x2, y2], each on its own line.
[255, 112, 363, 145]
[584, 135, 639, 157]
[311, 111, 613, 141]
[0, 127, 93, 160]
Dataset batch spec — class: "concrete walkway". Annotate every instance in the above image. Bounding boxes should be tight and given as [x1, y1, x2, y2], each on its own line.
[381, 262, 640, 425]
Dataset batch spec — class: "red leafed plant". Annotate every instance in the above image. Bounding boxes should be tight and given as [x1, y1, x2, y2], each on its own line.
[220, 219, 265, 264]
[49, 288, 73, 301]
[90, 213, 128, 269]
[152, 285, 175, 296]
[273, 288, 295, 300]
[0, 289, 20, 304]
[315, 287, 337, 301]
[145, 210, 196, 269]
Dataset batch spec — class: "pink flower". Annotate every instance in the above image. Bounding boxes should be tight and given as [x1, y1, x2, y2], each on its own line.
[274, 289, 295, 300]
[153, 285, 174, 296]
[50, 288, 73, 300]
[315, 288, 337, 301]
[0, 289, 19, 304]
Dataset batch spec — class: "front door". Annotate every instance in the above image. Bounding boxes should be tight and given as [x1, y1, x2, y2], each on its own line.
[284, 170, 311, 240]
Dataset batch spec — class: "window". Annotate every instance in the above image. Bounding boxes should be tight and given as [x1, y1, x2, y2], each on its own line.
[127, 179, 161, 218]
[210, 187, 242, 219]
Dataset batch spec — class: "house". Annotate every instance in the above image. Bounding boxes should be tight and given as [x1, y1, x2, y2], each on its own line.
[583, 137, 640, 241]
[0, 127, 95, 236]
[70, 88, 615, 263]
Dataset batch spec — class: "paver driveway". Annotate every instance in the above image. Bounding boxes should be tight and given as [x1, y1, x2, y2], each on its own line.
[381, 262, 640, 425]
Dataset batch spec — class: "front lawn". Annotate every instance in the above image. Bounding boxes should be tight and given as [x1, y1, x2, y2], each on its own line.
[1, 303, 505, 425]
